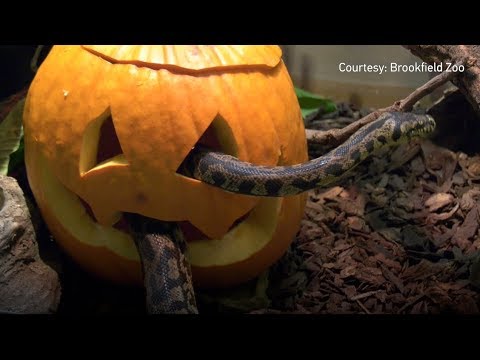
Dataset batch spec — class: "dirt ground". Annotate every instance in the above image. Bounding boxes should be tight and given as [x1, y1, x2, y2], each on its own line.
[5, 93, 480, 314]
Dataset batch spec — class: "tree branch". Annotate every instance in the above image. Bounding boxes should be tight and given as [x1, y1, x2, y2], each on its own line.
[404, 45, 480, 117]
[306, 60, 466, 147]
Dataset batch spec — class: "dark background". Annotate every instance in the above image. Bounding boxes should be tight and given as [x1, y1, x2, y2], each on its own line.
[0, 46, 52, 101]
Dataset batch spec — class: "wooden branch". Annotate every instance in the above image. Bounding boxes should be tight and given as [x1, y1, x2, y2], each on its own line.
[395, 64, 459, 111]
[306, 60, 466, 147]
[404, 45, 480, 116]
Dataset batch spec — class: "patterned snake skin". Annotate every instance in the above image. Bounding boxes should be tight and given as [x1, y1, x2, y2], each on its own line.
[182, 112, 436, 196]
[126, 213, 198, 314]
[125, 112, 436, 314]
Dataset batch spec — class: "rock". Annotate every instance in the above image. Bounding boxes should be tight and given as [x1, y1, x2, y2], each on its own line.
[0, 175, 61, 314]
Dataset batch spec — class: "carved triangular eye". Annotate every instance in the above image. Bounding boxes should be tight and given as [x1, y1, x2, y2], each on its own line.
[80, 108, 127, 175]
[96, 114, 124, 165]
[176, 115, 237, 177]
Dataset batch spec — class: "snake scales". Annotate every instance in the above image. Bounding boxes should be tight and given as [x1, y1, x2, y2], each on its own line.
[127, 111, 436, 314]
[126, 213, 198, 314]
[182, 112, 436, 196]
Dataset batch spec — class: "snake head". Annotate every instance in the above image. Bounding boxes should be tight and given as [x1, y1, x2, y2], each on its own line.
[392, 112, 436, 142]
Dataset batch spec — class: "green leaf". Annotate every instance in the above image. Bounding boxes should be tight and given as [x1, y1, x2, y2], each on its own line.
[295, 87, 336, 119]
[8, 135, 24, 174]
[0, 98, 25, 175]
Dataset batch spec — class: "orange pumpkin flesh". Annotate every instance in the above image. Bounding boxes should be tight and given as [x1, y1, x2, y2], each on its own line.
[23, 45, 308, 288]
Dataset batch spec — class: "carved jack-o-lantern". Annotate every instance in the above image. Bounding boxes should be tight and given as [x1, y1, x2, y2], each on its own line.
[23, 45, 308, 288]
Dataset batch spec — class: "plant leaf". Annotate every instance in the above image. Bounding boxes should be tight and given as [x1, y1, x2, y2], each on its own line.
[0, 98, 25, 175]
[295, 87, 336, 119]
[8, 135, 24, 174]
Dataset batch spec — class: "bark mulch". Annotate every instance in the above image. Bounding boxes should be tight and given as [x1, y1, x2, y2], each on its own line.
[253, 102, 480, 314]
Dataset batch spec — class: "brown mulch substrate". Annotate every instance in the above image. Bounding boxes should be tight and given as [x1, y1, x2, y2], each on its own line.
[254, 102, 480, 314]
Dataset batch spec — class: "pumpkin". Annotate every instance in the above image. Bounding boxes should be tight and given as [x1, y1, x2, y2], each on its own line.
[23, 45, 308, 288]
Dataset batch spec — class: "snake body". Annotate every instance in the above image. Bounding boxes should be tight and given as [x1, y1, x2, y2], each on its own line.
[127, 111, 436, 314]
[183, 112, 436, 196]
[127, 213, 198, 314]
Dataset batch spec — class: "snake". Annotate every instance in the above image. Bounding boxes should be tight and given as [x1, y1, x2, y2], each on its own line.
[126, 213, 198, 314]
[182, 112, 436, 196]
[126, 111, 436, 314]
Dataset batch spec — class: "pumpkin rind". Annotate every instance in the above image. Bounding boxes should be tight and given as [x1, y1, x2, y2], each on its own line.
[82, 45, 282, 71]
[23, 45, 307, 287]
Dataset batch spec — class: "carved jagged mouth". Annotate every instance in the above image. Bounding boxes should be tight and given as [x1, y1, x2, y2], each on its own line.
[77, 195, 131, 233]
[77, 195, 252, 242]
[78, 196, 97, 222]
[178, 210, 252, 242]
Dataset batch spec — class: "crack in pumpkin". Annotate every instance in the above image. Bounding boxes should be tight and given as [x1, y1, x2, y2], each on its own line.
[81, 46, 279, 76]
